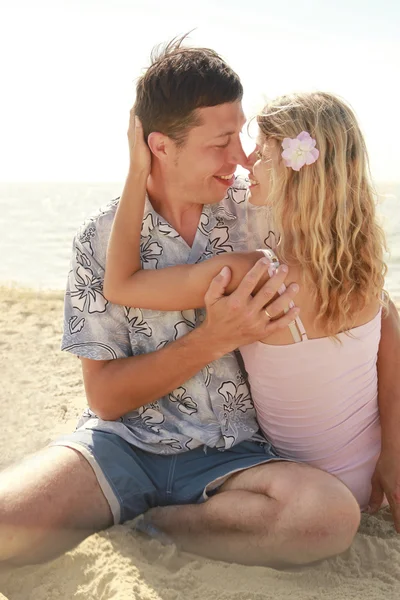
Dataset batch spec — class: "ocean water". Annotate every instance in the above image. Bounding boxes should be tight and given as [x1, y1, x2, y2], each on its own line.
[0, 182, 399, 302]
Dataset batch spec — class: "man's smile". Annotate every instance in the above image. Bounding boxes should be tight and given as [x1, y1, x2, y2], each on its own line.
[214, 173, 235, 186]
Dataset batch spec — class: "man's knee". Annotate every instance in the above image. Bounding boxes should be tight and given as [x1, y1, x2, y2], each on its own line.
[289, 482, 359, 553]
[0, 446, 113, 564]
[270, 464, 361, 561]
[0, 471, 43, 562]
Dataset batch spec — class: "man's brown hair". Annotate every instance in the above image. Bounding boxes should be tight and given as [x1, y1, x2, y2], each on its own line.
[134, 34, 243, 146]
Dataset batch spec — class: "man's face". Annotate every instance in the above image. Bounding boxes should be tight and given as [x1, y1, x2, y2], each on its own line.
[167, 102, 247, 205]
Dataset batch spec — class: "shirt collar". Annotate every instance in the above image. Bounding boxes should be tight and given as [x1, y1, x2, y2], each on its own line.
[141, 196, 236, 239]
[141, 196, 179, 238]
[142, 196, 161, 232]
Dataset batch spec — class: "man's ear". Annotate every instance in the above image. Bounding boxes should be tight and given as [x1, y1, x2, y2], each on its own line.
[148, 132, 170, 160]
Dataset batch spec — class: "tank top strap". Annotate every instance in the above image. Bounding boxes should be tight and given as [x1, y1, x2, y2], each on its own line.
[257, 248, 308, 343]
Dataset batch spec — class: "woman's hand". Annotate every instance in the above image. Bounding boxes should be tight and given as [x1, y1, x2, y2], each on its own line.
[128, 108, 151, 176]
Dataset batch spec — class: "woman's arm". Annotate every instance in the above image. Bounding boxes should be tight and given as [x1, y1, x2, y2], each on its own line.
[104, 113, 149, 303]
[107, 246, 268, 310]
[104, 113, 272, 310]
[368, 300, 400, 530]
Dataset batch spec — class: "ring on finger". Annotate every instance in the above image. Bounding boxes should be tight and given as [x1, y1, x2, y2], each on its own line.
[265, 308, 274, 319]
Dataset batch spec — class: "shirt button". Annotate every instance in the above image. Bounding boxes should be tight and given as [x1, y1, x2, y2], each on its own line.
[198, 314, 205, 322]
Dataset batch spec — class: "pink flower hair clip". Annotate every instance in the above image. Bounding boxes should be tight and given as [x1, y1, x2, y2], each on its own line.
[281, 131, 319, 171]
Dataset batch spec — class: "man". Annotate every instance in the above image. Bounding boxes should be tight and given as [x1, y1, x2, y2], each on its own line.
[0, 37, 397, 568]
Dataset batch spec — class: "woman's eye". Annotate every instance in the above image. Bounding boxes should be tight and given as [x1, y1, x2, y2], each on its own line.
[255, 150, 262, 160]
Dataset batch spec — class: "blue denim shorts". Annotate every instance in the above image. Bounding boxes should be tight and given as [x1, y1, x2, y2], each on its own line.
[51, 430, 283, 524]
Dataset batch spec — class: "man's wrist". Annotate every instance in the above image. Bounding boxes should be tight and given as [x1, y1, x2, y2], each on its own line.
[188, 323, 232, 363]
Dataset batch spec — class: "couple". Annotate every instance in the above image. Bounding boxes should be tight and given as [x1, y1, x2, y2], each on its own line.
[1, 37, 400, 569]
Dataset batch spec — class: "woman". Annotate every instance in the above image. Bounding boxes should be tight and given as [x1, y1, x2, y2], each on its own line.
[104, 92, 388, 510]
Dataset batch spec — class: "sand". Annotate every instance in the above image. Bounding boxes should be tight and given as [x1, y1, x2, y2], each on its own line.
[0, 286, 399, 600]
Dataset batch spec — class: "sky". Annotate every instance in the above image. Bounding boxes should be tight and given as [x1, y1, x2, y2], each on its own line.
[1, 0, 399, 182]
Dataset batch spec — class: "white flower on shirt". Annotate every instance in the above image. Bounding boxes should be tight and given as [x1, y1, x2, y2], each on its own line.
[68, 315, 85, 334]
[76, 225, 98, 259]
[157, 313, 196, 348]
[75, 246, 92, 268]
[184, 438, 199, 450]
[141, 213, 156, 237]
[69, 264, 108, 314]
[218, 381, 254, 445]
[264, 230, 279, 250]
[125, 308, 152, 337]
[214, 204, 237, 224]
[197, 212, 212, 236]
[158, 222, 180, 238]
[218, 381, 253, 416]
[140, 237, 163, 268]
[160, 438, 184, 451]
[217, 435, 236, 449]
[141, 213, 180, 238]
[174, 312, 195, 340]
[169, 386, 198, 415]
[207, 225, 233, 255]
[226, 178, 248, 204]
[138, 403, 165, 432]
[196, 246, 214, 262]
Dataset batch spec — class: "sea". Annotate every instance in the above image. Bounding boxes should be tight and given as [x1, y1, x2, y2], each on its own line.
[0, 182, 399, 303]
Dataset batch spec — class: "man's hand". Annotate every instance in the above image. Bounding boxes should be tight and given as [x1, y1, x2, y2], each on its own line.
[201, 257, 299, 358]
[368, 451, 400, 532]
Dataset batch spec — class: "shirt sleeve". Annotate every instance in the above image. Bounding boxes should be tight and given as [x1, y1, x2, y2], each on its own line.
[61, 215, 132, 361]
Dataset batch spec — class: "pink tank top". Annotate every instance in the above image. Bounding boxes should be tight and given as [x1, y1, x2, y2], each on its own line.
[240, 250, 382, 510]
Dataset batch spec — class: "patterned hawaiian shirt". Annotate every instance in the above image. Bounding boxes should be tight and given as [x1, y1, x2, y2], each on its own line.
[62, 176, 271, 454]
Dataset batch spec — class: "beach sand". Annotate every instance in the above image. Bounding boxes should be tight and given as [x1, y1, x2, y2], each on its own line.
[0, 286, 399, 600]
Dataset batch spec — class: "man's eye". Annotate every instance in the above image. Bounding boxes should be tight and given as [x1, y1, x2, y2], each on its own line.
[216, 143, 229, 149]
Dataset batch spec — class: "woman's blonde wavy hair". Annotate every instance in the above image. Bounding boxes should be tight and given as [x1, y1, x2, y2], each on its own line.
[257, 91, 387, 336]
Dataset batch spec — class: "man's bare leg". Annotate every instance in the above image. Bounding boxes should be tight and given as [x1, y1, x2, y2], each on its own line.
[141, 462, 361, 567]
[0, 446, 113, 565]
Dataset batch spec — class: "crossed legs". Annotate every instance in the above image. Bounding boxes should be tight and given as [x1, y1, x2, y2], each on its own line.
[0, 447, 360, 567]
[141, 461, 361, 566]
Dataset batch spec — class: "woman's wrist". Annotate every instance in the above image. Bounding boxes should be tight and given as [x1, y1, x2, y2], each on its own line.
[126, 164, 149, 181]
[380, 427, 400, 454]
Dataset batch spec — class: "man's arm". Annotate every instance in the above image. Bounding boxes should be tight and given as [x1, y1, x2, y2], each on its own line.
[81, 325, 230, 420]
[369, 299, 400, 530]
[82, 259, 299, 420]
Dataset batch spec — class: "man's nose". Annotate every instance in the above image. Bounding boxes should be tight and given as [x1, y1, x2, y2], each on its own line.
[227, 137, 248, 168]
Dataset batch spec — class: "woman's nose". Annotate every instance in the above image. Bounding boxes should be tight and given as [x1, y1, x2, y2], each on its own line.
[243, 147, 258, 171]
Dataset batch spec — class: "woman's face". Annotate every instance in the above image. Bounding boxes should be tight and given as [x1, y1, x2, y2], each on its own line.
[247, 136, 277, 205]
